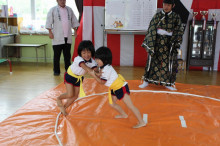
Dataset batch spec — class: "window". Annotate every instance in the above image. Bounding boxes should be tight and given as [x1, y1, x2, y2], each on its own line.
[0, 1, 6, 5]
[5, 0, 79, 34]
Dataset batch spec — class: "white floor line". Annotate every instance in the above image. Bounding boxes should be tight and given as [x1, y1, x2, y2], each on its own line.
[143, 114, 148, 124]
[179, 116, 187, 128]
[130, 90, 220, 102]
[55, 112, 63, 146]
[74, 90, 220, 103]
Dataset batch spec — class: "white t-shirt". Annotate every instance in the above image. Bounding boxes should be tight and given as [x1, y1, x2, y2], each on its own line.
[69, 56, 97, 76]
[100, 65, 127, 87]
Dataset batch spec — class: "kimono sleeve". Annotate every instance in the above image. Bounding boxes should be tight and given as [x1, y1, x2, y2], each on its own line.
[45, 8, 54, 29]
[142, 13, 158, 55]
[70, 8, 80, 29]
[171, 14, 184, 49]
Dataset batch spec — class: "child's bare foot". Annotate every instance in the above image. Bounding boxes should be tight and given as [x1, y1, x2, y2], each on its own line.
[59, 106, 68, 116]
[115, 114, 128, 119]
[132, 122, 146, 128]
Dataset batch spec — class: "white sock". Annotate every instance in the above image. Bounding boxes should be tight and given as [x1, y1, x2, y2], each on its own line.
[139, 81, 149, 88]
[165, 86, 177, 91]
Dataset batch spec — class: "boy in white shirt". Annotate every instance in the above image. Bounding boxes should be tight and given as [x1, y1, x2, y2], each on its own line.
[57, 40, 97, 115]
[91, 47, 146, 128]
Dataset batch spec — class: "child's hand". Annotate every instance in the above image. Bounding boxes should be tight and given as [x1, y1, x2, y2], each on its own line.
[87, 69, 95, 77]
[89, 70, 105, 84]
[95, 71, 102, 77]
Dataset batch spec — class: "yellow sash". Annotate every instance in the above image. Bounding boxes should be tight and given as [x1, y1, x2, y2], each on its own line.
[67, 67, 86, 97]
[108, 74, 126, 104]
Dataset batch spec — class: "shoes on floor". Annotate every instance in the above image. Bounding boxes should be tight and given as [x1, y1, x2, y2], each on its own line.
[165, 86, 177, 91]
[139, 81, 149, 88]
[54, 72, 60, 76]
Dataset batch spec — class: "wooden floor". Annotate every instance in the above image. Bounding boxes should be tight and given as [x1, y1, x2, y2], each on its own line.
[0, 62, 220, 122]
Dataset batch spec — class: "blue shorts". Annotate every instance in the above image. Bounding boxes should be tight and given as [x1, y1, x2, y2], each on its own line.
[111, 84, 130, 100]
[64, 72, 84, 87]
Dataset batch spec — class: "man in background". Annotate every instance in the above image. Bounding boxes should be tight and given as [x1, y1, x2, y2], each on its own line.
[46, 0, 79, 76]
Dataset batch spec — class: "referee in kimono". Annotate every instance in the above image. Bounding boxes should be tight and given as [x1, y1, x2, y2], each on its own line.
[139, 0, 184, 90]
[46, 0, 79, 76]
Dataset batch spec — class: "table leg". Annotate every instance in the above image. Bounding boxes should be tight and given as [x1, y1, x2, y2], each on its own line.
[7, 47, 9, 59]
[36, 47, 38, 63]
[44, 45, 46, 62]
[17, 47, 19, 61]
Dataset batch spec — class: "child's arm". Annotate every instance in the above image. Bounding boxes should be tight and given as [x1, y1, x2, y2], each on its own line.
[93, 67, 99, 73]
[90, 70, 106, 85]
[80, 63, 106, 84]
[80, 62, 93, 73]
[80, 63, 102, 79]
[93, 67, 102, 78]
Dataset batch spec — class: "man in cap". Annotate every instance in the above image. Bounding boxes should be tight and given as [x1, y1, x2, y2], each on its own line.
[139, 0, 184, 90]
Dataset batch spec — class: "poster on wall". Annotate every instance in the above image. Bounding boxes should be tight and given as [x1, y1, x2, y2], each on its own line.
[105, 0, 157, 30]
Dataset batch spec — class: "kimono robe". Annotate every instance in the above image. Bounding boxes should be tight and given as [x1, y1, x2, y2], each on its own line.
[142, 10, 184, 86]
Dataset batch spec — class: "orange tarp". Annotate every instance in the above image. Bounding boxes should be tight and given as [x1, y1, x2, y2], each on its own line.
[0, 79, 220, 145]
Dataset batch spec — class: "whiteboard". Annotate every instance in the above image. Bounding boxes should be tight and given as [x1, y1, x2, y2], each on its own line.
[105, 0, 157, 31]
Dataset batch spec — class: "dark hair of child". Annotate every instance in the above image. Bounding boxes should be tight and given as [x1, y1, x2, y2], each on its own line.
[95, 46, 112, 66]
[78, 40, 95, 57]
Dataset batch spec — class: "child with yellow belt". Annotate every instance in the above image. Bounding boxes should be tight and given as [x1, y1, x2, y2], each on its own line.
[90, 47, 146, 128]
[57, 40, 98, 116]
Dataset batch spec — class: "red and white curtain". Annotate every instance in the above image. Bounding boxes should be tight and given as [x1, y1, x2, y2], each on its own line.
[73, 0, 105, 58]
[73, 0, 220, 71]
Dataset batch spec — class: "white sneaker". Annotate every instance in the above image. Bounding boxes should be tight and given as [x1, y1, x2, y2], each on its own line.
[165, 86, 177, 91]
[139, 81, 149, 88]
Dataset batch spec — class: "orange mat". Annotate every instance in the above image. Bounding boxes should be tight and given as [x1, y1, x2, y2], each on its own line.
[0, 79, 220, 145]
